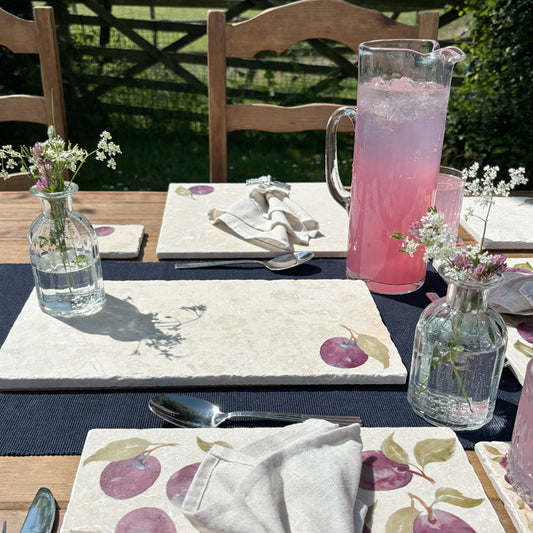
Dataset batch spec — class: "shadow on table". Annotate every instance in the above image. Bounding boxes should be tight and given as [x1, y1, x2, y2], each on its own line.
[59, 294, 207, 359]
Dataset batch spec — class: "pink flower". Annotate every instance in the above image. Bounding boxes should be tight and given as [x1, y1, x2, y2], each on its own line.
[473, 263, 492, 281]
[35, 176, 51, 190]
[490, 254, 508, 275]
[471, 255, 507, 281]
[451, 253, 471, 271]
[408, 220, 423, 240]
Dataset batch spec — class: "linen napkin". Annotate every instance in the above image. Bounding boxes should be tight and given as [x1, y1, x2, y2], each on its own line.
[207, 181, 320, 250]
[489, 271, 533, 315]
[182, 419, 367, 533]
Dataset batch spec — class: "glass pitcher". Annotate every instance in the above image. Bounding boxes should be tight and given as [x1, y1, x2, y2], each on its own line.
[326, 40, 465, 294]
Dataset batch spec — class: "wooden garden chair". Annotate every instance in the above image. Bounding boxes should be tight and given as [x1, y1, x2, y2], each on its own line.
[207, 0, 439, 183]
[0, 6, 67, 191]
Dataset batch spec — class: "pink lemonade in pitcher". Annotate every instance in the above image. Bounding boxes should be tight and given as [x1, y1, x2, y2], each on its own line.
[346, 79, 451, 293]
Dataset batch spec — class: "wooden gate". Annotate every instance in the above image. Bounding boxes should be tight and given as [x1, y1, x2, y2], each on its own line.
[59, 0, 464, 120]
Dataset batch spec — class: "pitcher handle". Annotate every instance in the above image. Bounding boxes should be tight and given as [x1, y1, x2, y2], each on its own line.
[325, 106, 357, 211]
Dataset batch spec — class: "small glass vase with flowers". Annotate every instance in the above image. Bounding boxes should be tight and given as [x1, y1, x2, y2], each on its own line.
[0, 126, 121, 317]
[393, 163, 528, 430]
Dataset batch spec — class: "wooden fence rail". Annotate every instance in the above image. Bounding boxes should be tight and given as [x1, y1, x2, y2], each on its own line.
[57, 0, 465, 120]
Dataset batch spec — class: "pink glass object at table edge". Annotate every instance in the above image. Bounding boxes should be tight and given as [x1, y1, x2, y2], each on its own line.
[506, 357, 533, 509]
[434, 166, 466, 236]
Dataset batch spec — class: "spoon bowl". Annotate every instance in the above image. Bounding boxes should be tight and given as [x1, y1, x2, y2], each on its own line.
[174, 251, 314, 271]
[149, 393, 362, 428]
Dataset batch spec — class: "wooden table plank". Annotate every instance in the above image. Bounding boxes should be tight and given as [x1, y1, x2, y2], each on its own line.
[0, 190, 168, 263]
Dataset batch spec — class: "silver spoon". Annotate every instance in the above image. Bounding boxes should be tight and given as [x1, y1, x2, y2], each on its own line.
[174, 251, 314, 271]
[149, 393, 362, 428]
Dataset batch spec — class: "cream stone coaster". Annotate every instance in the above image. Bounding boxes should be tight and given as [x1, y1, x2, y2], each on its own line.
[95, 224, 145, 259]
[0, 279, 406, 389]
[460, 196, 533, 250]
[156, 182, 348, 258]
[475, 441, 533, 533]
[60, 426, 504, 533]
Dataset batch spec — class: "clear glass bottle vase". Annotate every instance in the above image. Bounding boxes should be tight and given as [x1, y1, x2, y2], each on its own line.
[28, 182, 105, 317]
[407, 269, 507, 430]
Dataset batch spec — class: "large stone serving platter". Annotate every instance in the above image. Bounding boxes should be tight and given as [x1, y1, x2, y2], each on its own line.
[460, 196, 533, 249]
[0, 279, 406, 389]
[156, 182, 348, 258]
[60, 426, 504, 533]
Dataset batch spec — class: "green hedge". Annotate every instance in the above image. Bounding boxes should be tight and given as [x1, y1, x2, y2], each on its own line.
[444, 0, 532, 179]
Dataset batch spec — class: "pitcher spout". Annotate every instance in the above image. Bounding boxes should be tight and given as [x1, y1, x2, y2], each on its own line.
[439, 46, 467, 66]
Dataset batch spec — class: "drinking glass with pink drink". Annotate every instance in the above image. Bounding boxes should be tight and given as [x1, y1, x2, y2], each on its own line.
[326, 40, 465, 294]
[434, 166, 465, 237]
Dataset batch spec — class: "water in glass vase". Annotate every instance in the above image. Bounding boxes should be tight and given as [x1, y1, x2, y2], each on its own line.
[31, 253, 105, 317]
[408, 343, 506, 430]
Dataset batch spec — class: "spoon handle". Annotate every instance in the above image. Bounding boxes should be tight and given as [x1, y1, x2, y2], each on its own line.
[174, 259, 261, 269]
[228, 411, 362, 426]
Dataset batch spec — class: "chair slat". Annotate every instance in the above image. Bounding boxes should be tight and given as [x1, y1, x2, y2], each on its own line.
[0, 6, 67, 190]
[207, 0, 439, 182]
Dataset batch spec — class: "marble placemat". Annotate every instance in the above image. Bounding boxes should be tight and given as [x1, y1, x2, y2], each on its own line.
[95, 224, 144, 259]
[60, 426, 504, 533]
[460, 196, 533, 249]
[156, 182, 349, 258]
[0, 279, 406, 389]
[475, 441, 533, 533]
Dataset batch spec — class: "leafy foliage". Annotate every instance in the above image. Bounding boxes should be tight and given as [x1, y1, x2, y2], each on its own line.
[445, 0, 532, 178]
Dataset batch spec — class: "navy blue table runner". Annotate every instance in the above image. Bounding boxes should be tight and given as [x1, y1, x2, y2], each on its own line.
[0, 261, 521, 454]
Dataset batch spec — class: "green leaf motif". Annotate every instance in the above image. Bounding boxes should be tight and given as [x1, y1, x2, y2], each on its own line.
[382, 433, 409, 465]
[385, 505, 419, 533]
[176, 185, 193, 198]
[515, 340, 533, 358]
[357, 333, 390, 369]
[514, 262, 533, 272]
[196, 436, 232, 452]
[83, 438, 152, 466]
[484, 445, 502, 456]
[414, 438, 456, 468]
[434, 487, 484, 508]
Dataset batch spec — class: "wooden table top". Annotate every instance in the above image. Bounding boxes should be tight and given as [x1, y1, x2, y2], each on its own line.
[0, 188, 527, 532]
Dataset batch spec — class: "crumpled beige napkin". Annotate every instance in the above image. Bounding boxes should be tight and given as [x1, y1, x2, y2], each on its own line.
[489, 272, 533, 315]
[207, 183, 320, 250]
[182, 419, 367, 533]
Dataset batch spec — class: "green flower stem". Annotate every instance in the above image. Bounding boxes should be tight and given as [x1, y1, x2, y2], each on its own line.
[49, 196, 75, 293]
[477, 198, 493, 257]
[421, 283, 487, 413]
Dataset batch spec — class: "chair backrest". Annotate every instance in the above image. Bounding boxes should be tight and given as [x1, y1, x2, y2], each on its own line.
[207, 0, 439, 182]
[0, 6, 67, 191]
